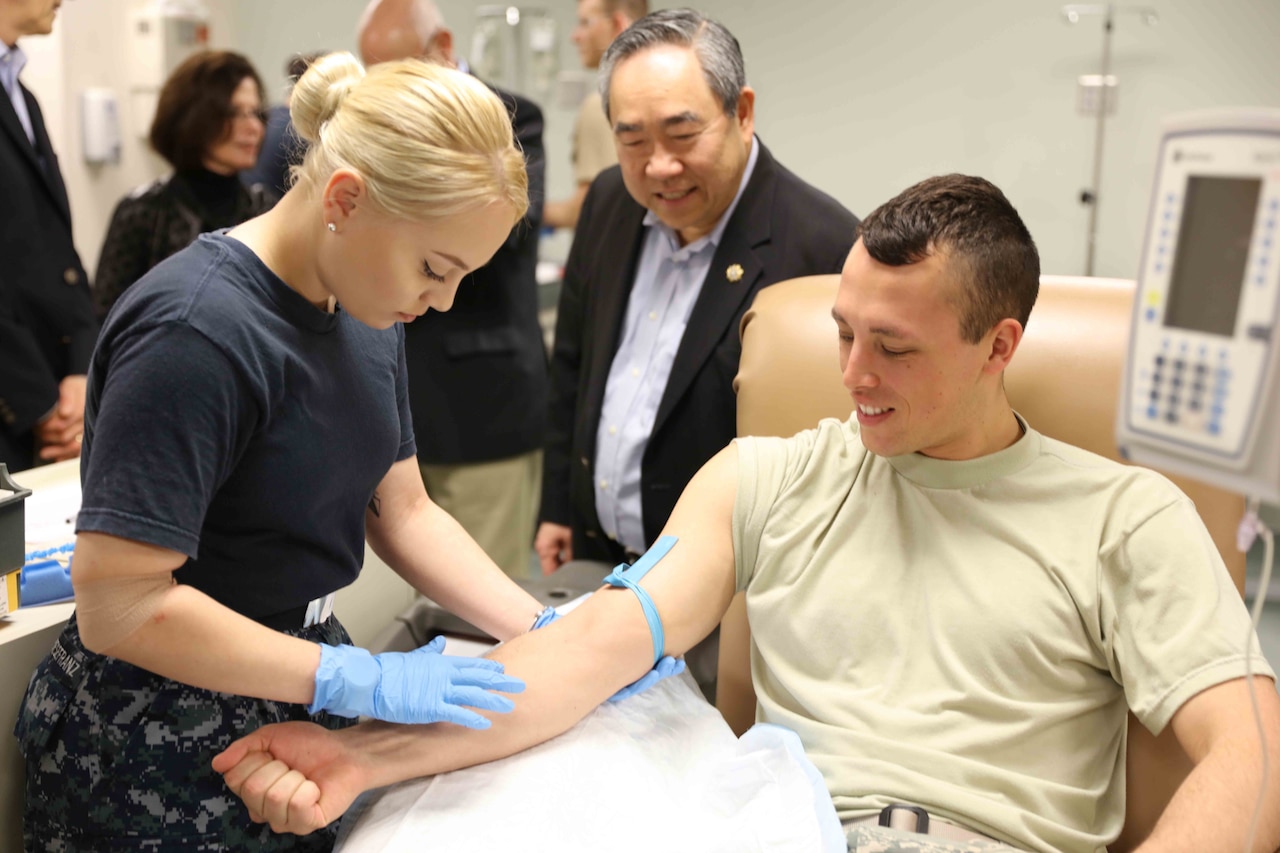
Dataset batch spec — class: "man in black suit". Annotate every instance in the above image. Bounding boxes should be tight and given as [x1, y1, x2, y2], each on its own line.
[358, 0, 548, 579]
[0, 0, 98, 472]
[536, 9, 858, 575]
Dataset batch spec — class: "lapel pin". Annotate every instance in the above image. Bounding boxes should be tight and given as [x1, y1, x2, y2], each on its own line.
[726, 263, 744, 283]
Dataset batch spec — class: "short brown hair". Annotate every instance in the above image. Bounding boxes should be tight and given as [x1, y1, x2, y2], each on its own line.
[856, 174, 1040, 343]
[149, 50, 265, 171]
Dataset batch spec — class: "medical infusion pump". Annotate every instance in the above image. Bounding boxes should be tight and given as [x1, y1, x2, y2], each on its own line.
[1117, 108, 1280, 503]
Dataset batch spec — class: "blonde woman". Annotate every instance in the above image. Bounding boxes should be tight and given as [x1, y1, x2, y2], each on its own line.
[15, 53, 543, 852]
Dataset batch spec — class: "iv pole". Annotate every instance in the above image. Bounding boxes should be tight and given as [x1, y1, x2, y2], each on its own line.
[1062, 4, 1158, 277]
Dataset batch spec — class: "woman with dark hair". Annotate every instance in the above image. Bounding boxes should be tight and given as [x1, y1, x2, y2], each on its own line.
[94, 50, 274, 312]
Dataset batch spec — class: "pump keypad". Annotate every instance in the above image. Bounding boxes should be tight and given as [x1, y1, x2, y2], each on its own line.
[1145, 346, 1228, 436]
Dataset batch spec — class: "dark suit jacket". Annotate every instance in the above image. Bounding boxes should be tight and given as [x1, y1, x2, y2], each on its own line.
[542, 141, 859, 561]
[0, 80, 98, 472]
[404, 84, 549, 465]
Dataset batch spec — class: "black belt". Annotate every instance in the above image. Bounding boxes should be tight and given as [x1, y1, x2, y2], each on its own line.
[846, 804, 997, 845]
[254, 592, 338, 632]
[255, 603, 311, 631]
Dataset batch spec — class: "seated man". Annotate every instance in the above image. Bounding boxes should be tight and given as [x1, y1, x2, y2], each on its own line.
[216, 175, 1280, 853]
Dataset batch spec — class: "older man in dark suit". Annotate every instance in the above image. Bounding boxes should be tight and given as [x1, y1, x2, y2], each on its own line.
[536, 9, 858, 577]
[0, 0, 98, 472]
[359, 0, 549, 580]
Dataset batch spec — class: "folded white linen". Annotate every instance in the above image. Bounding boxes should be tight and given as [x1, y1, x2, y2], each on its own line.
[334, 669, 844, 852]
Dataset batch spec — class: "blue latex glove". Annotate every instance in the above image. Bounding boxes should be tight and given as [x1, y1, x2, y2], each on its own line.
[530, 605, 560, 630]
[609, 655, 686, 703]
[310, 637, 525, 728]
[528, 607, 685, 703]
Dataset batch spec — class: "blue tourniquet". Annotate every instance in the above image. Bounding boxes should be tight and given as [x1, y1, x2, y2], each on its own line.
[601, 535, 677, 665]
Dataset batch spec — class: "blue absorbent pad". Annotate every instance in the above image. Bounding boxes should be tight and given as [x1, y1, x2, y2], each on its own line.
[20, 558, 75, 606]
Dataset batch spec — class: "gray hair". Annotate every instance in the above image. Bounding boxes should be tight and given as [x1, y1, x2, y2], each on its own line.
[598, 8, 746, 121]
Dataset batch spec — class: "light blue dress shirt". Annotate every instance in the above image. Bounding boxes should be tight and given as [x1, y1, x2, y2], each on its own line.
[594, 138, 761, 554]
[0, 42, 37, 147]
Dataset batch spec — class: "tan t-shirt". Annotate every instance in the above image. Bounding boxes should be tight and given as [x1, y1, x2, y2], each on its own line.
[732, 416, 1272, 853]
[573, 92, 616, 185]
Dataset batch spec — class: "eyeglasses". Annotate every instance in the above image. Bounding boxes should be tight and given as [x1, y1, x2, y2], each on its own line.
[226, 106, 268, 124]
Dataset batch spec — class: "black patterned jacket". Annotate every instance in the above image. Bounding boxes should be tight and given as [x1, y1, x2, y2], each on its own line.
[94, 175, 273, 312]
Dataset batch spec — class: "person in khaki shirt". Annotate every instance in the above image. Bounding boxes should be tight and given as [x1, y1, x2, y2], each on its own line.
[215, 174, 1280, 853]
[542, 0, 646, 229]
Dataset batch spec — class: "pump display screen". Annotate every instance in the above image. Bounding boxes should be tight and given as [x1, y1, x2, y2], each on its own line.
[1164, 175, 1261, 337]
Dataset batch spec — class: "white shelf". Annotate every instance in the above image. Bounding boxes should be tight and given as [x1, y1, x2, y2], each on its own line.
[0, 602, 75, 644]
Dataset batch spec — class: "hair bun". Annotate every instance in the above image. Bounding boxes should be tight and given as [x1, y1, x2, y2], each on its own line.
[290, 52, 365, 143]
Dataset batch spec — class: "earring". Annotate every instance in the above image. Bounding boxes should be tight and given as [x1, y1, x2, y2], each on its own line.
[326, 222, 337, 232]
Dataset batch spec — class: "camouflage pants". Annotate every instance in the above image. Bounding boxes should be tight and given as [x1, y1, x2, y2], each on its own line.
[846, 824, 1025, 852]
[15, 613, 357, 852]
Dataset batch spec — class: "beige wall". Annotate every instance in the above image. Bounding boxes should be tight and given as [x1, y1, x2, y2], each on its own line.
[687, 0, 1280, 280]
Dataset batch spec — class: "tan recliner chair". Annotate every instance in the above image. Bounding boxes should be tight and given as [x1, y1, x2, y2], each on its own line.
[719, 274, 1247, 852]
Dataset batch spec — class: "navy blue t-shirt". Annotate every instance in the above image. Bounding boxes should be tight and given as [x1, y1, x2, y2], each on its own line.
[77, 232, 416, 620]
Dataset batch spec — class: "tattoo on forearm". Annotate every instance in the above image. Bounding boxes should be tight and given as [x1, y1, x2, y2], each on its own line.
[368, 490, 381, 518]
